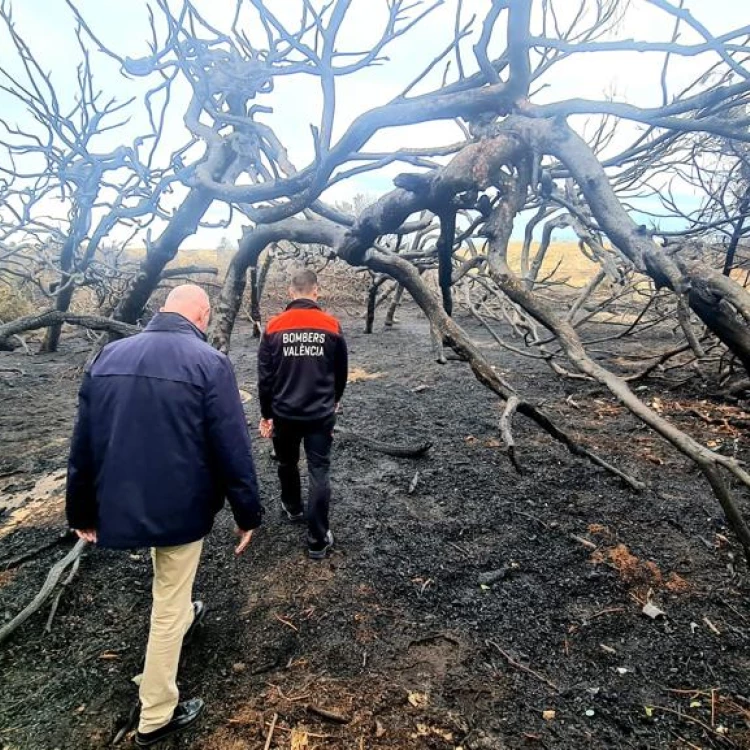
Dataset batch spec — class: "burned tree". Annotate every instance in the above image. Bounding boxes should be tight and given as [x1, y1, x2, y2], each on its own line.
[5, 0, 750, 658]
[0, 3, 185, 349]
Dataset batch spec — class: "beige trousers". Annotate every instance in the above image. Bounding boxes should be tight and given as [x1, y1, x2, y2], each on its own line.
[138, 539, 204, 734]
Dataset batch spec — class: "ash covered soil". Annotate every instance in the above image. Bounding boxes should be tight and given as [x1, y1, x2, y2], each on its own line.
[1, 306, 750, 750]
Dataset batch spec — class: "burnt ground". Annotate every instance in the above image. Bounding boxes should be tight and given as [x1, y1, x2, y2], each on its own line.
[1, 305, 750, 750]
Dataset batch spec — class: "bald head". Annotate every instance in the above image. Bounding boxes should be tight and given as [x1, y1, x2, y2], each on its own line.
[162, 284, 211, 332]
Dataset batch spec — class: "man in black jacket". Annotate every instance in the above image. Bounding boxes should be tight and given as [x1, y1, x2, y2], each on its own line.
[257, 269, 348, 559]
[66, 284, 262, 747]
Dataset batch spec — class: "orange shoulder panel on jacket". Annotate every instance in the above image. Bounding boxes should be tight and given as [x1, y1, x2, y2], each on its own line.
[266, 308, 341, 335]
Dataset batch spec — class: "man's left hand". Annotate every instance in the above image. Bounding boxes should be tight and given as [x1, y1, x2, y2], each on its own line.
[74, 529, 97, 544]
[234, 528, 254, 555]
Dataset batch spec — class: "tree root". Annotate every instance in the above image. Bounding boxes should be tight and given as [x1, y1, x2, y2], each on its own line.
[0, 538, 87, 646]
[487, 639, 560, 693]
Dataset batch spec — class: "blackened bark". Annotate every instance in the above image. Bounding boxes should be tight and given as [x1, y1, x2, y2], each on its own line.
[212, 258, 248, 354]
[249, 265, 262, 338]
[0, 310, 138, 350]
[526, 117, 750, 376]
[437, 211, 457, 316]
[687, 276, 750, 374]
[39, 282, 75, 353]
[115, 146, 235, 325]
[365, 281, 378, 334]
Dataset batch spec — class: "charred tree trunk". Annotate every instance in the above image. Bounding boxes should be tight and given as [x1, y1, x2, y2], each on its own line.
[40, 199, 94, 353]
[365, 275, 388, 334]
[250, 247, 275, 338]
[212, 255, 249, 354]
[115, 147, 235, 325]
[257, 248, 272, 300]
[437, 211, 457, 317]
[39, 281, 75, 353]
[384, 284, 405, 327]
[249, 265, 262, 338]
[115, 189, 221, 324]
[366, 280, 378, 334]
[723, 187, 749, 276]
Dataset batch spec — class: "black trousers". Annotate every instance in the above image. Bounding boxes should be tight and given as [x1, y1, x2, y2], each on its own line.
[272, 416, 335, 547]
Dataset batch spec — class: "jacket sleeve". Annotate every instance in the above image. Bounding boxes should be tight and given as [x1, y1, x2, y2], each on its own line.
[205, 355, 264, 530]
[334, 329, 348, 403]
[257, 331, 274, 420]
[66, 373, 98, 530]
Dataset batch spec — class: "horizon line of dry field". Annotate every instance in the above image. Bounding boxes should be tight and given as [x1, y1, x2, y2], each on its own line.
[2, 239, 749, 326]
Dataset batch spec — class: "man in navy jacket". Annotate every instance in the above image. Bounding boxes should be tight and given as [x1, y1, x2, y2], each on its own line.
[257, 269, 348, 559]
[66, 284, 262, 747]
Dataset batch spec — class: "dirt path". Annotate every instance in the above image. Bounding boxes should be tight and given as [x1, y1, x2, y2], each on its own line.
[1, 310, 749, 749]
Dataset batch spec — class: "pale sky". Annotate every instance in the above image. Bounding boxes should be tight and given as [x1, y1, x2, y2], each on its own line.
[1, 0, 747, 248]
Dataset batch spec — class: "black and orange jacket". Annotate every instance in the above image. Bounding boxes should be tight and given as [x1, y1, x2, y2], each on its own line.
[258, 299, 348, 421]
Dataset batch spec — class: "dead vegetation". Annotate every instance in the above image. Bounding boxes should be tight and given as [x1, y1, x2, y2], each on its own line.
[1, 0, 750, 747]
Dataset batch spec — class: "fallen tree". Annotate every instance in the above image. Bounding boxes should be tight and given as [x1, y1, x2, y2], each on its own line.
[4, 2, 750, 656]
[0, 311, 139, 352]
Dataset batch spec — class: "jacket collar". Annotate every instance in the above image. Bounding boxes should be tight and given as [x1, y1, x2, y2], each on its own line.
[285, 298, 321, 312]
[145, 312, 207, 341]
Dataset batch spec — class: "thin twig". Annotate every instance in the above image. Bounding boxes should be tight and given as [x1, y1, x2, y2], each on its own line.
[486, 640, 560, 692]
[273, 612, 299, 632]
[649, 704, 736, 746]
[306, 704, 351, 724]
[263, 712, 278, 750]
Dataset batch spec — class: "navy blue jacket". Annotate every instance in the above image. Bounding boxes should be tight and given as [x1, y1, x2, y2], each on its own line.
[66, 312, 263, 549]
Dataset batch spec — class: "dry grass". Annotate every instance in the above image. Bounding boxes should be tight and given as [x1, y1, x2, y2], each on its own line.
[0, 286, 34, 322]
[0, 238, 606, 330]
[455, 239, 600, 289]
[506, 239, 599, 287]
[123, 240, 602, 299]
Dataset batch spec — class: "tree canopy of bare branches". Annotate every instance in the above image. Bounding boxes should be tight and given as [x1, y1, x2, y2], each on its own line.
[2, 0, 750, 558]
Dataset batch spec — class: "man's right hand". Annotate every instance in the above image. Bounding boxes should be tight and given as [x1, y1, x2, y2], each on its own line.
[259, 418, 274, 439]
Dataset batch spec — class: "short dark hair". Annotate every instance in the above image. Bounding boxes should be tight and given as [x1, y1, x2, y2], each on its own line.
[290, 268, 318, 294]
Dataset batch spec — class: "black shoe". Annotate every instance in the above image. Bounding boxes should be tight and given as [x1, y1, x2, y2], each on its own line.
[281, 504, 305, 523]
[134, 698, 205, 747]
[184, 601, 205, 645]
[308, 530, 334, 560]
